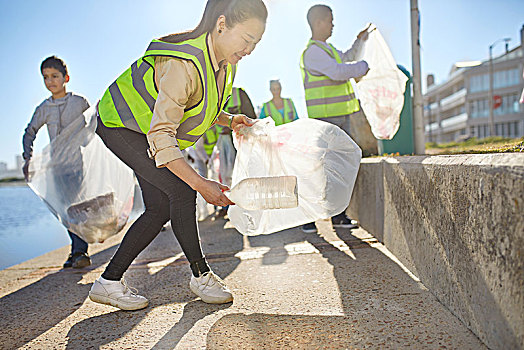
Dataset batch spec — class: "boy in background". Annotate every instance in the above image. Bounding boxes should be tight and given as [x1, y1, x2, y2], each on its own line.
[22, 56, 91, 268]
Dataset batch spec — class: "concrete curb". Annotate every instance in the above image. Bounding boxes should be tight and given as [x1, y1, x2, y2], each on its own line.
[348, 153, 524, 350]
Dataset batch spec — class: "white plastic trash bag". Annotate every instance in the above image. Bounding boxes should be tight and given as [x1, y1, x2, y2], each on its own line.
[27, 106, 136, 243]
[228, 118, 362, 235]
[354, 23, 408, 140]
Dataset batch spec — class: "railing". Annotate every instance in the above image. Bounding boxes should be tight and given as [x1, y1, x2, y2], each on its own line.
[441, 113, 468, 130]
[440, 88, 467, 109]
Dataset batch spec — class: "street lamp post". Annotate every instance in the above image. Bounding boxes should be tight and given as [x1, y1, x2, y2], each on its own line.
[488, 38, 510, 137]
[410, 0, 425, 154]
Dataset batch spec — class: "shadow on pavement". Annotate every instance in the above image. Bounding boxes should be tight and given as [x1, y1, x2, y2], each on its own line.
[0, 243, 119, 349]
[64, 220, 243, 350]
[151, 301, 231, 349]
[206, 313, 358, 349]
[204, 220, 485, 349]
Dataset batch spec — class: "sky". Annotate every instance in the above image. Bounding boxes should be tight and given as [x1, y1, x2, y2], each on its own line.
[0, 0, 523, 168]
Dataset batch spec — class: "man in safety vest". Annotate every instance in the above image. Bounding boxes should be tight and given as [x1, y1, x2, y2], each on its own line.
[259, 79, 298, 125]
[300, 4, 370, 233]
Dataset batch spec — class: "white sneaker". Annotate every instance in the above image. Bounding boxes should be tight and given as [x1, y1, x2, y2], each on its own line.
[89, 277, 148, 310]
[190, 271, 233, 304]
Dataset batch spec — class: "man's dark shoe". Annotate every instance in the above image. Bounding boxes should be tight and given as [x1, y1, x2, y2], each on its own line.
[72, 252, 91, 268]
[63, 254, 74, 268]
[331, 214, 358, 229]
[216, 208, 228, 218]
[301, 222, 317, 233]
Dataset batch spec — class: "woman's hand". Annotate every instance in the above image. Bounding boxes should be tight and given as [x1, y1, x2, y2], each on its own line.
[230, 114, 255, 131]
[165, 157, 234, 207]
[196, 178, 235, 207]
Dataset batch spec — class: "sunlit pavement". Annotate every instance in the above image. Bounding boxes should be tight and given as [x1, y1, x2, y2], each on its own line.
[0, 216, 486, 349]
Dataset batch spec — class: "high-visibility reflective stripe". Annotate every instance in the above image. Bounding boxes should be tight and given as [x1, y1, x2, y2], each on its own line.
[177, 72, 211, 143]
[131, 61, 156, 112]
[263, 99, 296, 125]
[146, 40, 214, 143]
[146, 41, 208, 133]
[100, 33, 234, 150]
[108, 82, 141, 132]
[230, 88, 240, 107]
[305, 94, 355, 107]
[147, 42, 204, 62]
[224, 87, 241, 114]
[146, 42, 207, 81]
[300, 40, 360, 119]
[303, 73, 347, 89]
[285, 99, 294, 120]
[146, 42, 212, 143]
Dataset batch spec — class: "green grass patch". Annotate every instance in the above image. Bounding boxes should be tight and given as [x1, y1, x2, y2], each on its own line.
[0, 177, 24, 183]
[425, 137, 523, 155]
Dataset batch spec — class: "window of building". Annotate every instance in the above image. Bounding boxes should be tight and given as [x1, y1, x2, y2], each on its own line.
[513, 96, 521, 113]
[494, 68, 520, 89]
[469, 68, 520, 93]
[469, 98, 490, 118]
[509, 121, 521, 138]
[469, 74, 488, 93]
[494, 93, 520, 116]
[478, 125, 485, 138]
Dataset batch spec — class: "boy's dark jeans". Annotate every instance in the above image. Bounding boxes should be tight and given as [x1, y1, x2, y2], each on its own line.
[68, 230, 88, 254]
[95, 117, 206, 281]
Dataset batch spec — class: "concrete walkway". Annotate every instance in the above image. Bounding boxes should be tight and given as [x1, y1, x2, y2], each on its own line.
[0, 217, 486, 349]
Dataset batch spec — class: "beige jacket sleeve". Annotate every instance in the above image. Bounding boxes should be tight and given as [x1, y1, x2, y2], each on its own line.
[147, 57, 200, 167]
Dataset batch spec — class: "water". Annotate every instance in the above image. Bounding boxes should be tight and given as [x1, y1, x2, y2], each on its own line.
[0, 185, 69, 270]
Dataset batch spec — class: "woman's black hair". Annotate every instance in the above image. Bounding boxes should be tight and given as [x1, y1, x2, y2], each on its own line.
[160, 0, 267, 43]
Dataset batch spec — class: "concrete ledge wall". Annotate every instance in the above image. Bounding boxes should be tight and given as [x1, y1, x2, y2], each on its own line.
[348, 154, 524, 350]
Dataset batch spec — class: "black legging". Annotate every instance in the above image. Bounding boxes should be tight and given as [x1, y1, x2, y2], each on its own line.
[95, 116, 209, 280]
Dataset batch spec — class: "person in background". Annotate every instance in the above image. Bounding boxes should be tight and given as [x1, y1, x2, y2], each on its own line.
[215, 86, 257, 218]
[22, 56, 91, 269]
[300, 4, 370, 233]
[259, 79, 298, 125]
[224, 87, 257, 118]
[193, 125, 220, 178]
[88, 0, 267, 310]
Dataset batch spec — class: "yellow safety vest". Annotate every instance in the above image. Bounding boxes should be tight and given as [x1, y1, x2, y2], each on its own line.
[262, 99, 297, 126]
[224, 87, 242, 114]
[202, 125, 219, 156]
[300, 40, 359, 118]
[98, 33, 235, 151]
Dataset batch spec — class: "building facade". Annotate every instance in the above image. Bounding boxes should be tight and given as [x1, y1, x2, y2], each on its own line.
[424, 25, 524, 143]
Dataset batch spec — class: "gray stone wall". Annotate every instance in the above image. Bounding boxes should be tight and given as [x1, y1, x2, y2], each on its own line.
[348, 154, 524, 350]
